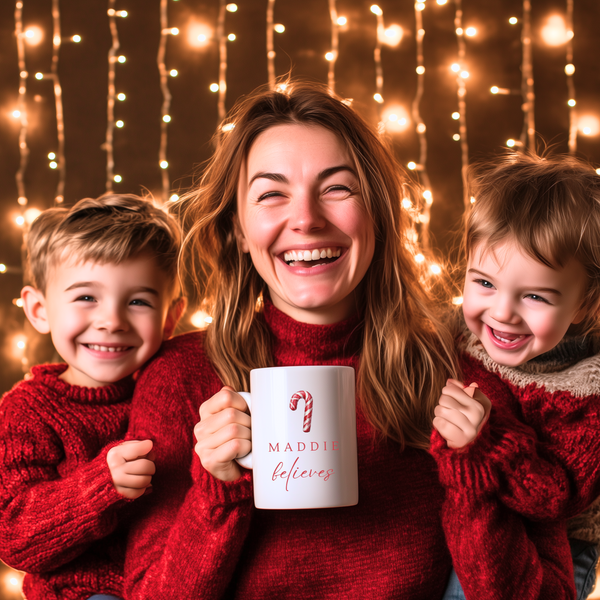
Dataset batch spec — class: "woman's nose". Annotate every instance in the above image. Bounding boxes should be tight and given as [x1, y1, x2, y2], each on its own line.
[289, 194, 326, 233]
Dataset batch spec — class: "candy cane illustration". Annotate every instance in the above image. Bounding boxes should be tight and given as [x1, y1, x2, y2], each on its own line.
[289, 391, 313, 433]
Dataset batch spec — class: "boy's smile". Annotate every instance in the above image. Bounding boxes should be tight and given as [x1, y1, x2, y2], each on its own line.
[28, 254, 178, 387]
[462, 240, 589, 367]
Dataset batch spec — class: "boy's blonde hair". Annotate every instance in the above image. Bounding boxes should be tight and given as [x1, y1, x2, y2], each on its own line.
[466, 152, 600, 332]
[25, 194, 182, 295]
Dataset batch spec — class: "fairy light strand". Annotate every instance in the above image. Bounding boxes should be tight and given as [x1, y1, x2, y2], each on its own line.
[217, 0, 227, 122]
[520, 0, 535, 149]
[51, 0, 65, 204]
[157, 0, 173, 203]
[14, 1, 29, 207]
[454, 0, 470, 211]
[327, 0, 339, 92]
[266, 0, 276, 89]
[105, 0, 120, 192]
[565, 0, 577, 154]
[412, 4, 432, 250]
[371, 5, 384, 124]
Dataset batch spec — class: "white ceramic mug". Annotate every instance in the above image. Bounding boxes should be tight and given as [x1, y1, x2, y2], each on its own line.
[236, 365, 358, 510]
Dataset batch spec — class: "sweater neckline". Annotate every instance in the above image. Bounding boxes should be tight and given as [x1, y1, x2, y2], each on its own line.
[30, 363, 135, 404]
[262, 299, 363, 365]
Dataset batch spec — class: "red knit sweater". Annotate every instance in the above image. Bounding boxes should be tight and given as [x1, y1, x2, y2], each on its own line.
[0, 363, 133, 600]
[124, 302, 574, 599]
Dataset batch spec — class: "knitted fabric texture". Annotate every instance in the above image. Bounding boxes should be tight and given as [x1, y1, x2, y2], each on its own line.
[0, 363, 133, 600]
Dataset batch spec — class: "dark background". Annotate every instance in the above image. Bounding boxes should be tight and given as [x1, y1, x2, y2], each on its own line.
[1, 0, 599, 595]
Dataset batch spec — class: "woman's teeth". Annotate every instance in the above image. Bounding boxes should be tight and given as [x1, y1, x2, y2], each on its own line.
[86, 344, 129, 352]
[284, 248, 341, 263]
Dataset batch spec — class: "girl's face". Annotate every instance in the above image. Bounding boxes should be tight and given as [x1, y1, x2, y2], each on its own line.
[462, 239, 589, 366]
[234, 123, 376, 325]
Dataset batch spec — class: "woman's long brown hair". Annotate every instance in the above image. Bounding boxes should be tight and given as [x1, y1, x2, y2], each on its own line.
[175, 81, 459, 450]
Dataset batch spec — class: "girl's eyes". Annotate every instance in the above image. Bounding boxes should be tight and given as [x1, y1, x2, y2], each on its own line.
[474, 278, 494, 289]
[525, 294, 550, 304]
[130, 298, 152, 307]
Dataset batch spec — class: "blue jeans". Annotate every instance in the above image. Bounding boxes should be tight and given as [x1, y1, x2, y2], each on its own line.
[442, 538, 599, 600]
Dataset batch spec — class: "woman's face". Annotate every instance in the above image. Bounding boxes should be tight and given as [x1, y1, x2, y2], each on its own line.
[235, 123, 376, 324]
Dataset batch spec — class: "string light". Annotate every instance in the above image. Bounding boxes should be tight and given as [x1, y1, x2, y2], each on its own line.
[453, 0, 471, 211]
[327, 0, 340, 92]
[266, 0, 277, 89]
[565, 0, 577, 154]
[521, 0, 535, 149]
[216, 0, 229, 122]
[158, 0, 176, 202]
[411, 3, 432, 250]
[14, 1, 29, 210]
[371, 5, 385, 121]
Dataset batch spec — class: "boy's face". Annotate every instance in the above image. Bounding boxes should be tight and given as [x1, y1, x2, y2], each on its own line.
[462, 240, 588, 367]
[32, 254, 179, 387]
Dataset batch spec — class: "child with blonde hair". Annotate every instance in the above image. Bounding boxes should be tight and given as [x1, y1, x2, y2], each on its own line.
[0, 194, 185, 600]
[432, 153, 600, 600]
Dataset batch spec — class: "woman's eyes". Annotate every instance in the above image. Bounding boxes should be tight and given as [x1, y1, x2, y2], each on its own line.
[257, 184, 354, 201]
[257, 191, 284, 201]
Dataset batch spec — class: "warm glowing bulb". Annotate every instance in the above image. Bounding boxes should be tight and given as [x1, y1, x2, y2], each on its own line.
[117, 93, 126, 101]
[163, 115, 171, 122]
[18, 196, 27, 206]
[188, 23, 212, 47]
[370, 5, 383, 16]
[160, 160, 169, 169]
[423, 190, 433, 203]
[169, 27, 180, 35]
[0, 264, 6, 273]
[509, 17, 518, 25]
[228, 33, 236, 41]
[373, 93, 384, 103]
[541, 15, 572, 46]
[490, 86, 499, 94]
[451, 63, 460, 72]
[416, 3, 425, 11]
[169, 194, 179, 201]
[14, 298, 24, 307]
[565, 64, 575, 76]
[416, 66, 425, 74]
[16, 216, 25, 226]
[24, 208, 41, 224]
[49, 161, 58, 169]
[507, 139, 516, 147]
[417, 123, 426, 133]
[415, 253, 425, 263]
[48, 152, 56, 159]
[452, 112, 460, 120]
[452, 296, 464, 305]
[24, 26, 43, 46]
[35, 72, 44, 80]
[337, 16, 347, 26]
[596, 169, 600, 176]
[456, 27, 463, 35]
[407, 161, 417, 170]
[210, 83, 220, 92]
[191, 310, 213, 328]
[170, 69, 178, 77]
[72, 34, 81, 42]
[401, 198, 412, 209]
[578, 115, 600, 136]
[465, 27, 477, 37]
[116, 120, 124, 128]
[381, 24, 403, 46]
[226, 3, 238, 11]
[114, 175, 122, 183]
[325, 52, 335, 61]
[222, 123, 235, 132]
[274, 23, 285, 33]
[437, 0, 448, 4]
[470, 196, 476, 204]
[12, 110, 21, 118]
[460, 70, 469, 79]
[430, 264, 441, 275]
[118, 55, 126, 63]
[17, 340, 26, 349]
[568, 99, 576, 107]
[453, 133, 460, 141]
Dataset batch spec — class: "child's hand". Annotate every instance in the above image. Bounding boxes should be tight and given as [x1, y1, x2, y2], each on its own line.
[106, 439, 156, 499]
[194, 386, 251, 482]
[433, 379, 492, 449]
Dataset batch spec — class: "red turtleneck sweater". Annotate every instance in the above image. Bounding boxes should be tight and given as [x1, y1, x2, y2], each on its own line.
[123, 302, 574, 599]
[0, 363, 133, 600]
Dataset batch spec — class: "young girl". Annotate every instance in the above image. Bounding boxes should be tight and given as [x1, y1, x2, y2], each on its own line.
[432, 153, 600, 600]
[121, 83, 574, 599]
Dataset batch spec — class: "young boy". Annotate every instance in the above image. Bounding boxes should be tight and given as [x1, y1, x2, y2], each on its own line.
[431, 153, 600, 600]
[0, 194, 185, 600]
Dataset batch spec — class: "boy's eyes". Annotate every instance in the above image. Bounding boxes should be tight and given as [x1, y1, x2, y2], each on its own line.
[75, 295, 96, 302]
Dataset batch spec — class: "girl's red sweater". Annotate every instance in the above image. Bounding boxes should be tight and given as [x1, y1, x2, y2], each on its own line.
[124, 302, 574, 599]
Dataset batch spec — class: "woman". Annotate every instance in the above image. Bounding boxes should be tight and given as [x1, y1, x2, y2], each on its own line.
[122, 82, 574, 599]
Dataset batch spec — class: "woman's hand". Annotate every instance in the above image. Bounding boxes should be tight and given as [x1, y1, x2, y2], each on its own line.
[194, 386, 252, 481]
[107, 439, 156, 499]
[433, 379, 491, 449]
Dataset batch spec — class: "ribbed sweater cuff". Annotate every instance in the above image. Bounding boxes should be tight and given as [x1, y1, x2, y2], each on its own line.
[430, 410, 534, 498]
[85, 443, 134, 510]
[195, 465, 254, 507]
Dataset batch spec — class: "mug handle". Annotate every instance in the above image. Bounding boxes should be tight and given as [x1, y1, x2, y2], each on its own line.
[235, 391, 253, 470]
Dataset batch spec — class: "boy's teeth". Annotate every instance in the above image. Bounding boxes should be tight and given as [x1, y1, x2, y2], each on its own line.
[492, 329, 523, 343]
[87, 344, 128, 352]
[284, 248, 341, 262]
